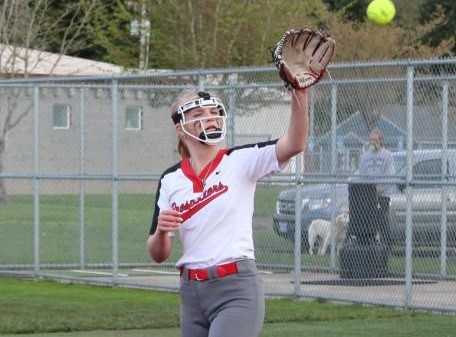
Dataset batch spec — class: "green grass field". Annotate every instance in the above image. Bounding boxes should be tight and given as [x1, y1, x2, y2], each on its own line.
[0, 187, 283, 265]
[0, 277, 455, 337]
[1, 187, 455, 276]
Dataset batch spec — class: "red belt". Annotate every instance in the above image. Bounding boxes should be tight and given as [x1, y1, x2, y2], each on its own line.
[181, 262, 239, 281]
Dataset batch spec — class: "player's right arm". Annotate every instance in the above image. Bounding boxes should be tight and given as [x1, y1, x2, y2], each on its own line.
[147, 209, 182, 263]
[147, 169, 182, 263]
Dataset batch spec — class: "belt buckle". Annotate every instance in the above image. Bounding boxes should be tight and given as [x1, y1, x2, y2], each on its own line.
[190, 269, 207, 281]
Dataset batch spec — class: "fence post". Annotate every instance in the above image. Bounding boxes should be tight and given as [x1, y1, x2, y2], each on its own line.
[309, 87, 315, 148]
[79, 87, 86, 270]
[330, 84, 338, 269]
[440, 81, 449, 277]
[111, 80, 119, 283]
[404, 66, 414, 308]
[33, 85, 40, 276]
[294, 153, 302, 297]
[198, 72, 205, 91]
[227, 73, 237, 147]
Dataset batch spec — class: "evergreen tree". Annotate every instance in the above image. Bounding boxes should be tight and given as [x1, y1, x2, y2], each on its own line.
[80, 0, 140, 67]
[419, 0, 456, 55]
[322, 0, 369, 22]
[40, 0, 98, 56]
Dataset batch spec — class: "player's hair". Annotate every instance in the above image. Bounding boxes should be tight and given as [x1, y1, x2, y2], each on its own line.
[370, 128, 384, 147]
[171, 89, 201, 159]
[177, 139, 190, 158]
[170, 89, 202, 116]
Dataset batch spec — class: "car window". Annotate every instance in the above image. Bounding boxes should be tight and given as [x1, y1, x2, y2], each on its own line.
[413, 159, 443, 181]
[393, 155, 406, 175]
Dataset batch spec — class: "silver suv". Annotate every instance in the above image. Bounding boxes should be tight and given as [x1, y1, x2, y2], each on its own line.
[272, 149, 456, 249]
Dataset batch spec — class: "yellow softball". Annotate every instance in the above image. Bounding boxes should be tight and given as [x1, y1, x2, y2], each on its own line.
[367, 0, 396, 25]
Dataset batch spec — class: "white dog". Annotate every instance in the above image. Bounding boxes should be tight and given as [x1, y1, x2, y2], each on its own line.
[308, 211, 349, 256]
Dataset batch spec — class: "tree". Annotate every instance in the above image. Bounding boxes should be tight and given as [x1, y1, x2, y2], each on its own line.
[35, 0, 451, 69]
[147, 0, 328, 69]
[39, 0, 97, 57]
[322, 0, 368, 22]
[0, 0, 97, 202]
[322, 0, 426, 28]
[419, 0, 456, 56]
[81, 0, 140, 68]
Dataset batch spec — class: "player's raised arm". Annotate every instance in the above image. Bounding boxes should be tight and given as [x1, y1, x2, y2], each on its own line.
[272, 28, 335, 165]
[276, 89, 309, 165]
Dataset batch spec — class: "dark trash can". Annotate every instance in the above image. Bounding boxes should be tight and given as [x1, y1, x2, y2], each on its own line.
[339, 183, 390, 279]
[339, 241, 389, 278]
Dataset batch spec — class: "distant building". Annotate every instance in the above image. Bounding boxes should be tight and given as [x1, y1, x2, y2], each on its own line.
[1, 86, 178, 194]
[315, 105, 456, 173]
[0, 46, 179, 195]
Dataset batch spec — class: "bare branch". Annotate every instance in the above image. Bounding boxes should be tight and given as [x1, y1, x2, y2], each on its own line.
[0, 1, 11, 43]
[60, 1, 97, 54]
[24, 0, 47, 76]
[186, 0, 198, 66]
[7, 105, 31, 131]
[211, 0, 223, 65]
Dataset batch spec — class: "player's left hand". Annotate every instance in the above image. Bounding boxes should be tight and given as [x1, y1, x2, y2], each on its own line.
[272, 28, 335, 90]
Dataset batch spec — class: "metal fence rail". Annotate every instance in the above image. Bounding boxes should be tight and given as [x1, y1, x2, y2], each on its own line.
[0, 58, 456, 312]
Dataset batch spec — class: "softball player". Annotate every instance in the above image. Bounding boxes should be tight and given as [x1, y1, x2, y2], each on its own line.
[147, 88, 309, 337]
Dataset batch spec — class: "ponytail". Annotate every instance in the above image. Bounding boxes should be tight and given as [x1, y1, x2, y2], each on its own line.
[177, 139, 190, 159]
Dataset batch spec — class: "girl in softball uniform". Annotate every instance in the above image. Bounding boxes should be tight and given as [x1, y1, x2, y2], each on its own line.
[147, 88, 309, 337]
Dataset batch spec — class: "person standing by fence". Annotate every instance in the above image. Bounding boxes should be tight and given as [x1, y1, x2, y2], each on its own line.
[358, 128, 395, 249]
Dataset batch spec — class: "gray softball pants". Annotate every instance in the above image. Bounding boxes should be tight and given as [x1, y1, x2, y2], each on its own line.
[179, 259, 265, 337]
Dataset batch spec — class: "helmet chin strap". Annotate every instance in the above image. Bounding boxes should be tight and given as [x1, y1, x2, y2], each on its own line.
[198, 127, 223, 143]
[180, 116, 226, 145]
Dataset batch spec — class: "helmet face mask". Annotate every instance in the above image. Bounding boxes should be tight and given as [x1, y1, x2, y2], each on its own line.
[172, 92, 227, 145]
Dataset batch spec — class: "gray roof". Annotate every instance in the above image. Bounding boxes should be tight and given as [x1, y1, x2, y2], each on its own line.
[379, 104, 456, 142]
[316, 104, 456, 146]
[316, 110, 405, 147]
[0, 44, 123, 76]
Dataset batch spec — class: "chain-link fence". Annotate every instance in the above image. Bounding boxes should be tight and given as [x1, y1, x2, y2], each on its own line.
[1, 59, 456, 312]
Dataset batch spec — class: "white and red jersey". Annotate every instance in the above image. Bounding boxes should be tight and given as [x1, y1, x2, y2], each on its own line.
[149, 140, 285, 269]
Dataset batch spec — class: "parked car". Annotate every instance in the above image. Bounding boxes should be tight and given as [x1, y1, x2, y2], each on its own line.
[272, 149, 456, 250]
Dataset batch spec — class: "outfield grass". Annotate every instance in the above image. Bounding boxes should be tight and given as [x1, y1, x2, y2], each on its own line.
[0, 187, 282, 265]
[253, 229, 456, 275]
[2, 320, 456, 337]
[0, 277, 455, 337]
[1, 187, 455, 277]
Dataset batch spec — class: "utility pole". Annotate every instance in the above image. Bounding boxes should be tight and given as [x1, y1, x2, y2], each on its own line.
[138, 1, 150, 70]
[129, 1, 151, 70]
